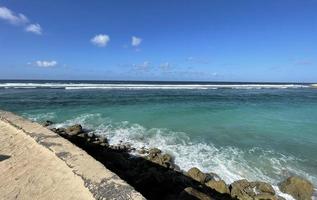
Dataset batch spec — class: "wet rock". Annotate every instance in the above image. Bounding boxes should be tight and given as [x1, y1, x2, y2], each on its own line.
[42, 120, 53, 127]
[145, 148, 174, 168]
[277, 196, 286, 200]
[230, 179, 254, 200]
[205, 179, 229, 194]
[98, 136, 108, 144]
[230, 179, 278, 200]
[149, 148, 161, 155]
[178, 187, 213, 200]
[278, 176, 313, 200]
[252, 181, 275, 195]
[137, 148, 148, 154]
[253, 193, 278, 200]
[187, 167, 209, 184]
[65, 124, 83, 136]
[77, 133, 88, 138]
[51, 127, 66, 135]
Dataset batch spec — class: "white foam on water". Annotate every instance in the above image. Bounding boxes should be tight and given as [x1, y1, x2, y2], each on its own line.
[23, 112, 56, 122]
[49, 113, 316, 200]
[0, 82, 311, 90]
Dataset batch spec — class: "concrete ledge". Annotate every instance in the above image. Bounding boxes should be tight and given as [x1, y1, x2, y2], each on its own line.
[0, 110, 145, 200]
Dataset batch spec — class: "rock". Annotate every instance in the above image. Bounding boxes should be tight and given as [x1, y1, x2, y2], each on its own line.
[77, 133, 88, 138]
[205, 179, 229, 194]
[277, 196, 286, 200]
[252, 181, 275, 195]
[187, 167, 209, 184]
[145, 148, 174, 168]
[278, 176, 313, 200]
[230, 179, 254, 200]
[230, 179, 277, 200]
[137, 148, 148, 154]
[98, 136, 108, 143]
[51, 127, 66, 135]
[254, 194, 278, 200]
[65, 124, 83, 136]
[206, 172, 222, 181]
[149, 148, 161, 155]
[179, 187, 214, 200]
[42, 120, 53, 127]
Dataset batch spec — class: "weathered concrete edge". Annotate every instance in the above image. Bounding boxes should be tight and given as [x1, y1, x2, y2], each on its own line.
[0, 110, 145, 200]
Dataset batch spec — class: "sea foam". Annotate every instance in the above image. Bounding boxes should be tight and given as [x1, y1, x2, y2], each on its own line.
[0, 82, 310, 90]
[46, 113, 316, 200]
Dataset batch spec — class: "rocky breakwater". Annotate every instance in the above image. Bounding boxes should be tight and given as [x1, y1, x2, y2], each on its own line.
[45, 121, 315, 200]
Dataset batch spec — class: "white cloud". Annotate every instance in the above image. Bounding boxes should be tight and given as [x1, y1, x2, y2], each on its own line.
[132, 36, 142, 47]
[0, 6, 28, 25]
[133, 61, 149, 70]
[25, 23, 42, 35]
[0, 6, 42, 35]
[91, 34, 110, 47]
[160, 62, 170, 70]
[34, 60, 58, 68]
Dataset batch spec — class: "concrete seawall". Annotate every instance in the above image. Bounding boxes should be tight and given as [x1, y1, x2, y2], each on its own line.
[0, 110, 145, 200]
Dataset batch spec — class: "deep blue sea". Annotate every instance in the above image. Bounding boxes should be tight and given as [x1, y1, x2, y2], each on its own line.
[0, 80, 316, 197]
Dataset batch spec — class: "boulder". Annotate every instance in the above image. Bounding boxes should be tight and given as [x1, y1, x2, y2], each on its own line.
[230, 179, 254, 200]
[253, 193, 278, 200]
[51, 127, 66, 135]
[230, 179, 277, 199]
[42, 120, 53, 127]
[205, 179, 229, 194]
[278, 176, 313, 200]
[178, 187, 213, 200]
[98, 136, 108, 144]
[65, 124, 83, 136]
[148, 148, 161, 155]
[145, 148, 174, 168]
[187, 167, 209, 184]
[252, 181, 275, 195]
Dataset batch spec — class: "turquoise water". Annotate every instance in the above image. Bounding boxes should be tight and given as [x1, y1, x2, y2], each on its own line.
[0, 81, 316, 193]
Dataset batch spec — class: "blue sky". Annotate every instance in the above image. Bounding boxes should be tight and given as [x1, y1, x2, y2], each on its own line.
[0, 0, 316, 82]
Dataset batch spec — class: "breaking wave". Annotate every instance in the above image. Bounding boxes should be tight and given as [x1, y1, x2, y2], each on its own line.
[46, 113, 316, 200]
[0, 82, 312, 90]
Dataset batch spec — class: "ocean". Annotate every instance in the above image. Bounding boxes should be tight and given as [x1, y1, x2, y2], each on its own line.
[0, 80, 316, 197]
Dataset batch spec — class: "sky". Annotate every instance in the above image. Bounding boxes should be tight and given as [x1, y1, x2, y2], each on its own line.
[0, 0, 316, 82]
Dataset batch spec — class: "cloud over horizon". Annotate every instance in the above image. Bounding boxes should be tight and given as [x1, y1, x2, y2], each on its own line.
[30, 60, 58, 68]
[133, 61, 150, 71]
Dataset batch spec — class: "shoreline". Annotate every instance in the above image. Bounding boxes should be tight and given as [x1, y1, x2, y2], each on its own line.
[0, 110, 315, 200]
[0, 110, 144, 200]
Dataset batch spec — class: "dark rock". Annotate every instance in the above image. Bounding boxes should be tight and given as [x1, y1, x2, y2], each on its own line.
[278, 176, 313, 200]
[42, 120, 53, 127]
[65, 124, 83, 136]
[137, 147, 148, 154]
[98, 136, 108, 144]
[149, 148, 161, 155]
[77, 133, 88, 138]
[51, 127, 66, 135]
[178, 187, 214, 200]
